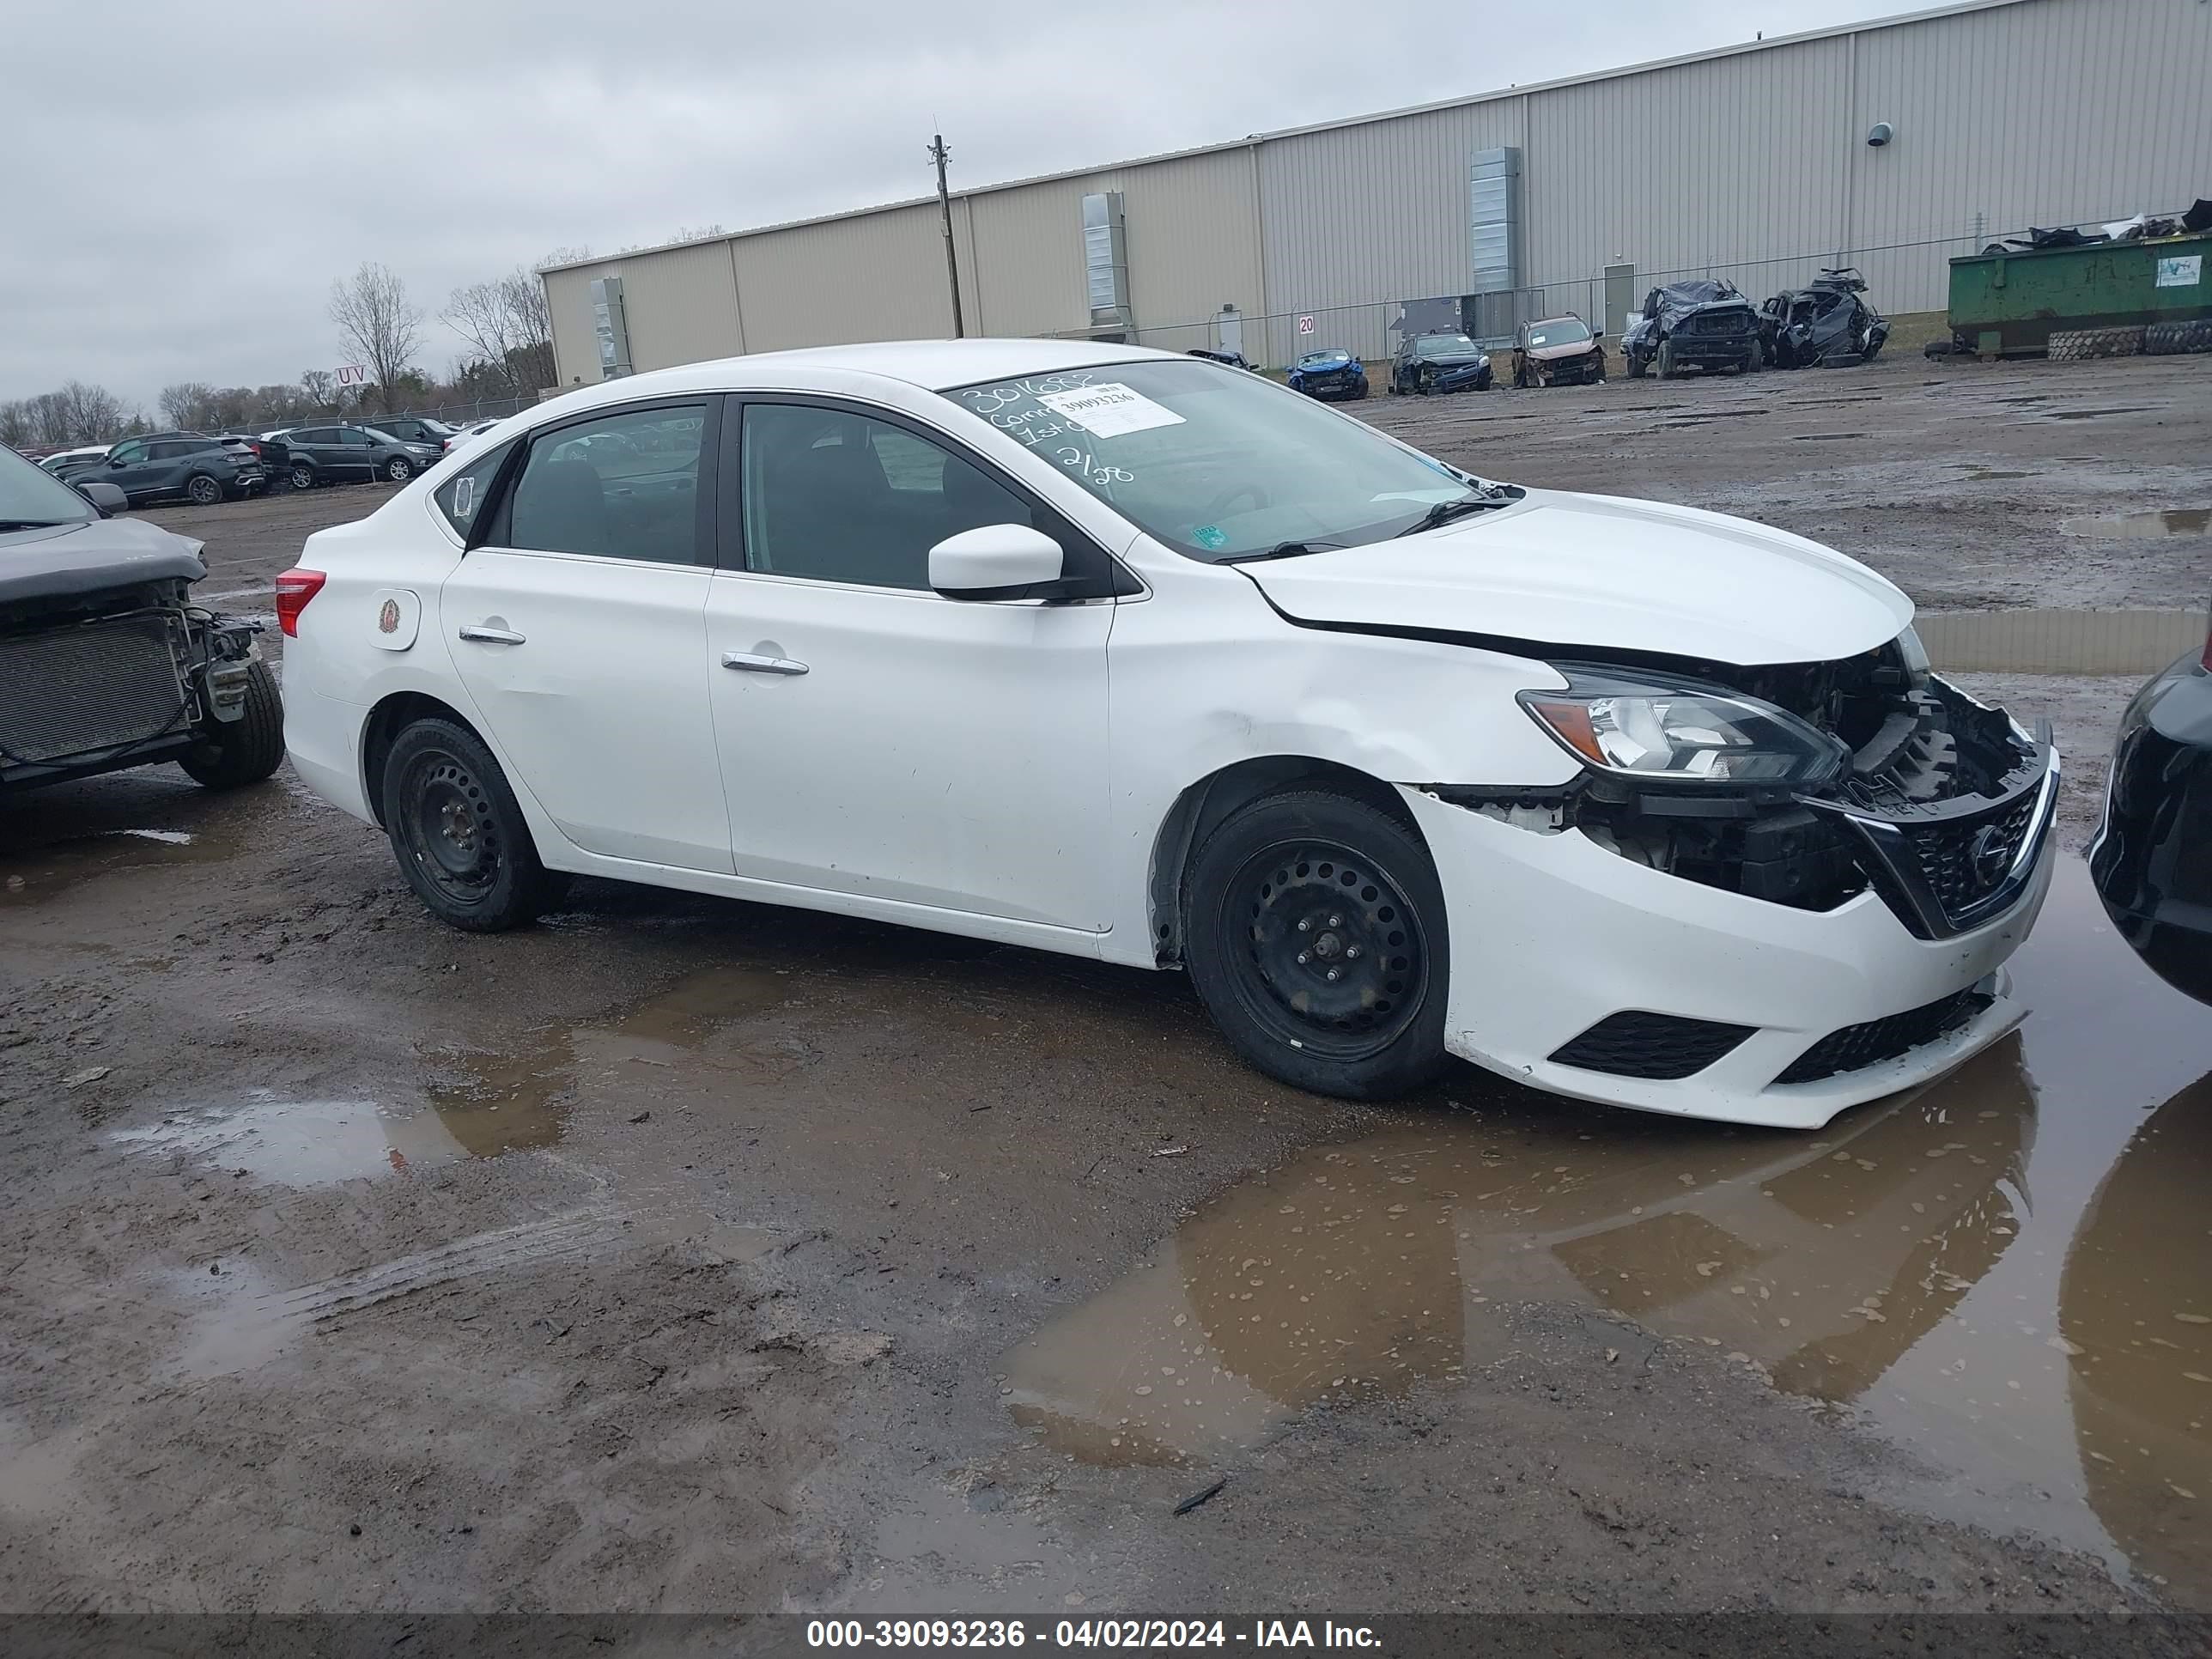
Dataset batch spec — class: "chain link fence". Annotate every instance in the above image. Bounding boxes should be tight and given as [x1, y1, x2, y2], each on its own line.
[1089, 210, 2200, 376]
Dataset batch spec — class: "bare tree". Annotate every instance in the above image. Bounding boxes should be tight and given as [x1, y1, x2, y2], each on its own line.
[328, 262, 423, 413]
[0, 401, 33, 449]
[159, 381, 220, 432]
[442, 262, 556, 398]
[46, 381, 131, 444]
[299, 368, 338, 413]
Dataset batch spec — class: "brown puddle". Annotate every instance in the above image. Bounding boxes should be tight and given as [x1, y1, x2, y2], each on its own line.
[2063, 509, 2211, 539]
[1007, 864, 2212, 1601]
[1916, 607, 2210, 675]
[0, 828, 240, 906]
[113, 963, 795, 1183]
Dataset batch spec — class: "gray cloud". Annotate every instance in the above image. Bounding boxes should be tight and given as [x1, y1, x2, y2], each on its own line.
[3, 0, 1899, 410]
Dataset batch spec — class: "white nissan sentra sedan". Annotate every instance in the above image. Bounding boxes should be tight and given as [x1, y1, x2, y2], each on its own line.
[280, 339, 2057, 1129]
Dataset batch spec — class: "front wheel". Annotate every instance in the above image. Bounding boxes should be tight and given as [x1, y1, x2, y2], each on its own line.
[381, 718, 568, 931]
[1183, 789, 1449, 1100]
[180, 659, 284, 788]
[385, 457, 414, 483]
[185, 473, 222, 507]
[1627, 352, 1647, 380]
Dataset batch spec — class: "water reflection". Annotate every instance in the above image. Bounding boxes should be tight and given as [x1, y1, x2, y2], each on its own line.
[2062, 1069, 2212, 1591]
[1007, 1041, 2036, 1465]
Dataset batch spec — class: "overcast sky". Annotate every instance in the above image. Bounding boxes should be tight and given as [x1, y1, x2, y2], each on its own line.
[4, 0, 1909, 410]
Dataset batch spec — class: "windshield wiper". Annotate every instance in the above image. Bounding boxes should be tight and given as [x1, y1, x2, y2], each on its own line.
[1393, 495, 1508, 538]
[1220, 540, 1348, 564]
[0, 519, 74, 532]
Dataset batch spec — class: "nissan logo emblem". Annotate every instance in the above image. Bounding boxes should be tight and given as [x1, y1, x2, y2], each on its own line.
[1966, 823, 2010, 890]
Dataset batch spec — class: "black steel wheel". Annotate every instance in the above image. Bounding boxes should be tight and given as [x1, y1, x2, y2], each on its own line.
[380, 717, 565, 931]
[1184, 789, 1449, 1099]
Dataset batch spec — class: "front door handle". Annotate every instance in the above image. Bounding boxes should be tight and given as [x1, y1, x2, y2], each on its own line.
[458, 624, 526, 645]
[721, 652, 808, 677]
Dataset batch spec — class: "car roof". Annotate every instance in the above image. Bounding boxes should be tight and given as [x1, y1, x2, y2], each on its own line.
[555, 337, 1190, 404]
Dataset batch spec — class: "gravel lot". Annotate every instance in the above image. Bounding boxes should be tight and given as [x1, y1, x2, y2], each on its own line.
[4, 351, 2210, 1643]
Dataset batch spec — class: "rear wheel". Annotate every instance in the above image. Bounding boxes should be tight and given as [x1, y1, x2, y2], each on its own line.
[1183, 789, 1449, 1100]
[180, 659, 284, 789]
[289, 462, 317, 491]
[381, 718, 567, 931]
[185, 473, 222, 506]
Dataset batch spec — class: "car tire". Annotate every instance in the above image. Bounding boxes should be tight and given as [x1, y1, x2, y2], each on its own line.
[184, 473, 222, 507]
[1657, 340, 1679, 380]
[385, 457, 414, 483]
[180, 659, 284, 789]
[1349, 377, 1369, 401]
[1747, 337, 1765, 371]
[289, 462, 317, 491]
[1627, 352, 1647, 380]
[380, 717, 567, 932]
[1182, 788, 1449, 1101]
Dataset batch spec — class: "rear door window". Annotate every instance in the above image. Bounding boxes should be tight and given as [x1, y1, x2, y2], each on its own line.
[505, 404, 707, 564]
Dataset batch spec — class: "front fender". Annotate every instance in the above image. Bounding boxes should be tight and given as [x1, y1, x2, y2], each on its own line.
[1097, 555, 1580, 965]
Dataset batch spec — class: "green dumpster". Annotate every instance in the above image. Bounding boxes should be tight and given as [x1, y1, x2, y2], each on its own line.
[1947, 231, 2212, 357]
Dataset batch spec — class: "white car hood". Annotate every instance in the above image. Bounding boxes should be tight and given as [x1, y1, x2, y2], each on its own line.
[1243, 489, 1912, 667]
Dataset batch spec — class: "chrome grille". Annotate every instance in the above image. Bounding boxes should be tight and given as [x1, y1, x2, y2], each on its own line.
[0, 616, 188, 763]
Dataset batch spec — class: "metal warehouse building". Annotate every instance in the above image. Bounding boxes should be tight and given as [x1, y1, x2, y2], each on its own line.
[544, 0, 2212, 384]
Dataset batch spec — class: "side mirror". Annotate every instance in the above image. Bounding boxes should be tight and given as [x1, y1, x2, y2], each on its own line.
[77, 481, 128, 514]
[107, 455, 129, 467]
[929, 523, 1066, 600]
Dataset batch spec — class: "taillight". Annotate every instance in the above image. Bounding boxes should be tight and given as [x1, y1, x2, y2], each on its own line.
[275, 568, 326, 637]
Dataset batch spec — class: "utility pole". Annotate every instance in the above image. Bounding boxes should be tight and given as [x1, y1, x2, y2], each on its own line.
[929, 133, 965, 337]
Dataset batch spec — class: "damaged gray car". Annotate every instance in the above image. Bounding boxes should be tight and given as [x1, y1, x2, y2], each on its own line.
[1758, 268, 1892, 369]
[1, 446, 283, 798]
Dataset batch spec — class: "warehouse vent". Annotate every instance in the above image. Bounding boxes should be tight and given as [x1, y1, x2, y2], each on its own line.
[591, 276, 633, 379]
[1466, 148, 1523, 339]
[1082, 191, 1133, 334]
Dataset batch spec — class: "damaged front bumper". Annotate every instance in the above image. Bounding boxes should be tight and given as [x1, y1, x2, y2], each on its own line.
[1404, 686, 2060, 1129]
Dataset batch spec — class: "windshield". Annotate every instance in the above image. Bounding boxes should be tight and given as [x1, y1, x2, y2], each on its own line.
[1413, 333, 1480, 361]
[0, 444, 97, 528]
[1524, 319, 1591, 348]
[942, 359, 1479, 562]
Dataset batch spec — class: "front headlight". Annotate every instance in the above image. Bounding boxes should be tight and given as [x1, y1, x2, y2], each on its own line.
[1519, 669, 1850, 787]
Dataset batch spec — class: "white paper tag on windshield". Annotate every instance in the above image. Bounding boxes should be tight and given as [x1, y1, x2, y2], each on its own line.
[1033, 382, 1186, 438]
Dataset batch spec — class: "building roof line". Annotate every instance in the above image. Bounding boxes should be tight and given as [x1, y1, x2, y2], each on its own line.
[538, 0, 2033, 277]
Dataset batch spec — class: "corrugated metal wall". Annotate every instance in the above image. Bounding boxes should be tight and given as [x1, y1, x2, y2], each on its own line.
[965, 149, 1265, 349]
[1845, 0, 2212, 312]
[1255, 100, 1524, 364]
[544, 0, 2212, 381]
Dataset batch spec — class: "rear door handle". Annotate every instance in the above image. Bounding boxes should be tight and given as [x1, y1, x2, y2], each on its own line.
[458, 624, 526, 645]
[721, 652, 808, 677]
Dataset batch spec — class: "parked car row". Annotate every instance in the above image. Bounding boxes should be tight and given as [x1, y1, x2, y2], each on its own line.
[1277, 270, 1891, 405]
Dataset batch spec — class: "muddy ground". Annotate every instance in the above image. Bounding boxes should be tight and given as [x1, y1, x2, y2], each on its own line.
[3, 351, 2211, 1643]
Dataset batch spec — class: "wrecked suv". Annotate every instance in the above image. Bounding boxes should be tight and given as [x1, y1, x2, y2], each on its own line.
[1624, 280, 1764, 378]
[0, 446, 283, 798]
[283, 340, 2054, 1130]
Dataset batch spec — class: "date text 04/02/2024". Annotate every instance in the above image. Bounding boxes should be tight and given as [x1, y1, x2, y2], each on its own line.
[805, 1620, 1382, 1649]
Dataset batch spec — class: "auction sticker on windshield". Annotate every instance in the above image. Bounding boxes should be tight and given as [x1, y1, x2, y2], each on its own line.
[1032, 382, 1186, 438]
